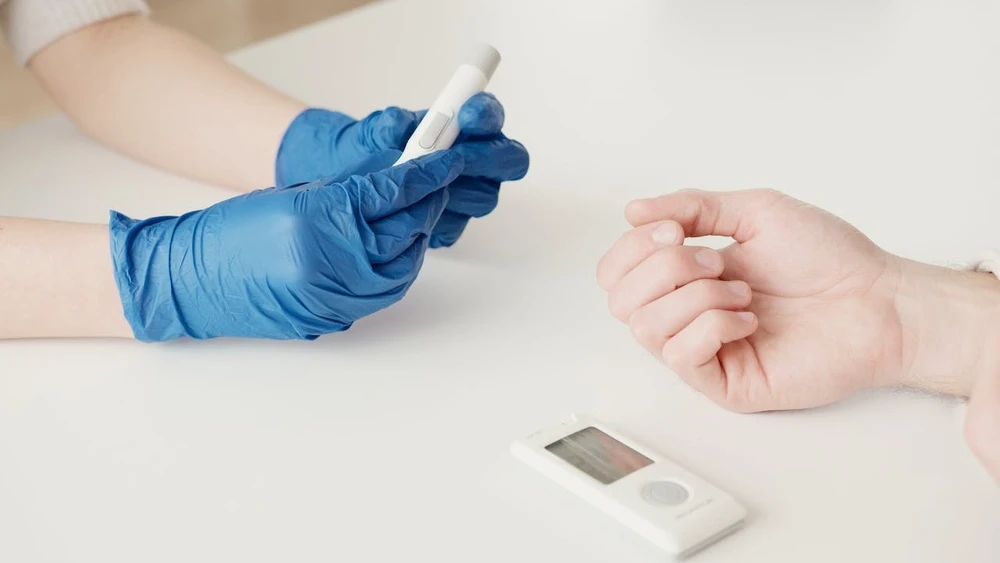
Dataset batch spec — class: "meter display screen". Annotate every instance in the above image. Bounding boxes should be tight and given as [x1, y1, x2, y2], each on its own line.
[545, 426, 653, 484]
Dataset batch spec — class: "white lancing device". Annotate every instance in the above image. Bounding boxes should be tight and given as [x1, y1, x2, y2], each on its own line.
[511, 413, 747, 558]
[393, 43, 501, 165]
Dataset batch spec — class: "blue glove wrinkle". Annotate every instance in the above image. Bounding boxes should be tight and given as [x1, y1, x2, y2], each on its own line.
[344, 154, 454, 264]
[271, 279, 353, 339]
[429, 211, 470, 249]
[111, 211, 205, 341]
[276, 107, 422, 188]
[359, 151, 463, 220]
[110, 153, 463, 341]
[275, 108, 355, 188]
[371, 233, 431, 284]
[443, 176, 501, 218]
[367, 208, 429, 265]
[275, 94, 527, 251]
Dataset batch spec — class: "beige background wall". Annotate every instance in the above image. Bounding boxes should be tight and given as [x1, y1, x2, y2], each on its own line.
[0, 0, 372, 129]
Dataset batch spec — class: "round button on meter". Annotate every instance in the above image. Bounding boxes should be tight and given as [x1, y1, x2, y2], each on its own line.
[641, 481, 689, 506]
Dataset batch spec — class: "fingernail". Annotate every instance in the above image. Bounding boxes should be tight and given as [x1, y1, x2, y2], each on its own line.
[729, 282, 749, 297]
[737, 311, 755, 323]
[695, 249, 721, 270]
[652, 222, 680, 245]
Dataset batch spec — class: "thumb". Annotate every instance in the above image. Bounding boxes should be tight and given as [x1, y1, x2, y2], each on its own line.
[357, 106, 422, 151]
[624, 188, 785, 243]
[457, 92, 505, 137]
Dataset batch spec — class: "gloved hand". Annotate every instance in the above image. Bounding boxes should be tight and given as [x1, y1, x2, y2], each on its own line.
[110, 151, 464, 341]
[275, 92, 529, 247]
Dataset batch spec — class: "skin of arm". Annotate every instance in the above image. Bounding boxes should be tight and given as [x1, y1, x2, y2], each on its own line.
[893, 260, 1000, 484]
[0, 16, 304, 339]
[0, 217, 131, 339]
[1, 13, 525, 341]
[891, 259, 1000, 397]
[27, 13, 306, 191]
[9, 15, 999, 481]
[608, 189, 1000, 483]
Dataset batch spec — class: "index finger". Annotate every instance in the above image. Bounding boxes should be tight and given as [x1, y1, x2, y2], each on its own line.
[625, 188, 782, 243]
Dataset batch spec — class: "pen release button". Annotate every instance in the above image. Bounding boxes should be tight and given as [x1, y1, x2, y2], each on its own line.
[417, 110, 453, 149]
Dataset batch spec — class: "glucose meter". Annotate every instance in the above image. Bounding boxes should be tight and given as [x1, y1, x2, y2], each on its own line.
[510, 414, 746, 558]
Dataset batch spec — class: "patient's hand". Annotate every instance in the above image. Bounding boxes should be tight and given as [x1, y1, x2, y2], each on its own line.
[598, 188, 1000, 415]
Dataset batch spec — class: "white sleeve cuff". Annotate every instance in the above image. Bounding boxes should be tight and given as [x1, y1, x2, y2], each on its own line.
[0, 0, 150, 66]
[946, 251, 1000, 424]
[950, 249, 1000, 280]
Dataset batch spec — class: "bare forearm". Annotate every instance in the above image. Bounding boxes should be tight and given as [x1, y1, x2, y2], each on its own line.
[885, 258, 1000, 483]
[28, 14, 305, 191]
[891, 258, 1000, 397]
[0, 217, 132, 339]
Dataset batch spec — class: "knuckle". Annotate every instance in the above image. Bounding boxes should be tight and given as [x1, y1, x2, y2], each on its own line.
[630, 225, 657, 250]
[751, 187, 784, 203]
[660, 338, 685, 366]
[628, 313, 651, 342]
[596, 259, 612, 289]
[359, 110, 380, 132]
[701, 309, 730, 332]
[595, 231, 633, 289]
[651, 247, 690, 279]
[698, 279, 747, 306]
[376, 107, 396, 124]
[732, 280, 751, 299]
[607, 292, 630, 322]
[754, 187, 781, 197]
[690, 278, 718, 302]
[650, 247, 676, 269]
[625, 199, 650, 217]
[709, 308, 732, 325]
[383, 106, 405, 119]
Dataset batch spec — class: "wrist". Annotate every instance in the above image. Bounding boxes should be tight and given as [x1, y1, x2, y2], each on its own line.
[274, 108, 352, 188]
[890, 257, 1000, 396]
[109, 210, 186, 342]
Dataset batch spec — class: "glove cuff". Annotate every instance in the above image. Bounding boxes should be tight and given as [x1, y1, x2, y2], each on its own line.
[275, 108, 354, 188]
[109, 210, 187, 342]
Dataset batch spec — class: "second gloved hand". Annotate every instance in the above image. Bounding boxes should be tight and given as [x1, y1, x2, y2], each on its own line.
[110, 152, 464, 341]
[275, 92, 529, 247]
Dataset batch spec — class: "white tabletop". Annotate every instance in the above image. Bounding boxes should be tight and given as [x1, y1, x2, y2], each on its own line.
[2, 0, 998, 561]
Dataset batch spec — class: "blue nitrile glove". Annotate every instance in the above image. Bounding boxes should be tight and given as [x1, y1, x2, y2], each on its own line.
[275, 92, 529, 248]
[109, 151, 464, 342]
